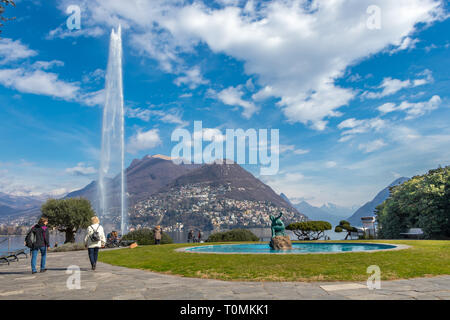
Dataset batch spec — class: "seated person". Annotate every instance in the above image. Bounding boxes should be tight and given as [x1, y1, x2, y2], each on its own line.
[107, 231, 119, 245]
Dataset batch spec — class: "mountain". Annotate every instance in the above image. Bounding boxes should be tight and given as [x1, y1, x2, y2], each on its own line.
[130, 161, 306, 231]
[0, 192, 44, 223]
[280, 193, 294, 206]
[320, 203, 356, 218]
[294, 201, 344, 226]
[65, 155, 200, 210]
[167, 162, 296, 209]
[347, 177, 410, 226]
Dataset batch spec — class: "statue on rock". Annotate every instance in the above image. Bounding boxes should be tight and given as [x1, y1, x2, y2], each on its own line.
[269, 212, 293, 250]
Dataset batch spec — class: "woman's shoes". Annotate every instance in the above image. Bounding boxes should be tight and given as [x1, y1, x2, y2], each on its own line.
[92, 264, 96, 270]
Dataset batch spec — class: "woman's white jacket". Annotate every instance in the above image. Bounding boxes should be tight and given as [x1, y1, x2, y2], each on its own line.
[84, 223, 106, 248]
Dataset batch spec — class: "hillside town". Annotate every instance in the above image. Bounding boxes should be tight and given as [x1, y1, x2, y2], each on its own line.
[129, 182, 305, 231]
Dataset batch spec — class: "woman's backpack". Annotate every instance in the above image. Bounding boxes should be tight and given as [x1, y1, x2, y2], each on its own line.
[90, 225, 101, 242]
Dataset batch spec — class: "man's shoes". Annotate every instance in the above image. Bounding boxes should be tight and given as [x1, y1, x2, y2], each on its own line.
[92, 264, 96, 270]
[40, 269, 47, 273]
[32, 271, 37, 274]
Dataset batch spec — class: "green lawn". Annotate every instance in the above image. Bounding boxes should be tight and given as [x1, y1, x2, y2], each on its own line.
[98, 240, 450, 282]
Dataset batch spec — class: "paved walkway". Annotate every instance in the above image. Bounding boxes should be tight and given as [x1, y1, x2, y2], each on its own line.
[0, 250, 449, 300]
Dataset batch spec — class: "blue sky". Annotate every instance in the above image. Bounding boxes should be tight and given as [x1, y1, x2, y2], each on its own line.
[0, 0, 449, 207]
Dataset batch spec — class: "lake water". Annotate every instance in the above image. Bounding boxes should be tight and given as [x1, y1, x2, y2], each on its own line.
[1, 229, 347, 254]
[0, 232, 85, 254]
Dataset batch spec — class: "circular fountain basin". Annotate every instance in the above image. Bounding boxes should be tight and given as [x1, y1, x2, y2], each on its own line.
[178, 242, 408, 254]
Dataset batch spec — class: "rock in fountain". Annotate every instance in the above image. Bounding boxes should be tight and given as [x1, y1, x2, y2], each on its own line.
[98, 25, 127, 235]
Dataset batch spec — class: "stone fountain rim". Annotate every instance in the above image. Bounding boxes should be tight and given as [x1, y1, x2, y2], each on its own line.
[174, 242, 411, 255]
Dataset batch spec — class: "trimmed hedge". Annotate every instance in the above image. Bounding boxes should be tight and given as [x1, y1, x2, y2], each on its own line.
[122, 228, 173, 245]
[207, 229, 259, 242]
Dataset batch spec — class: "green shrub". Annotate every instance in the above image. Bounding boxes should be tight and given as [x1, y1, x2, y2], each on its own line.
[377, 166, 450, 239]
[122, 228, 173, 245]
[207, 229, 259, 242]
[286, 221, 332, 240]
[49, 242, 86, 252]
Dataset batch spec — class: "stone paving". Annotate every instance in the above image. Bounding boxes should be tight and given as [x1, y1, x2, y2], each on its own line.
[0, 250, 449, 300]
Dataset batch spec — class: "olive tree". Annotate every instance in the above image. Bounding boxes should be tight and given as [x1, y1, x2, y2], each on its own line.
[41, 198, 95, 243]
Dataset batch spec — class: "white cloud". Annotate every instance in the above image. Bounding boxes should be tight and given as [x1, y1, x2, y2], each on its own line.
[158, 0, 444, 129]
[377, 95, 441, 119]
[252, 85, 274, 101]
[279, 144, 310, 155]
[215, 86, 258, 119]
[0, 38, 106, 106]
[363, 70, 434, 99]
[57, 0, 446, 130]
[0, 68, 79, 100]
[127, 107, 152, 121]
[358, 139, 387, 153]
[389, 37, 420, 54]
[82, 68, 105, 83]
[78, 89, 105, 106]
[0, 38, 37, 64]
[325, 161, 337, 168]
[338, 117, 386, 140]
[174, 66, 209, 89]
[32, 60, 64, 70]
[46, 26, 105, 40]
[127, 128, 162, 154]
[65, 163, 97, 176]
[126, 107, 188, 126]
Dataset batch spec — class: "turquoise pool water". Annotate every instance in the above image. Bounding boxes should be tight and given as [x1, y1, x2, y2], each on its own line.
[184, 243, 397, 254]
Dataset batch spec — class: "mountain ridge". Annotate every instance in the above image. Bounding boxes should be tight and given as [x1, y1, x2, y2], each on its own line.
[347, 177, 410, 226]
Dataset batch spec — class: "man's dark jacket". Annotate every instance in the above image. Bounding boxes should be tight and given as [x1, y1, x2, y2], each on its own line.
[30, 224, 50, 249]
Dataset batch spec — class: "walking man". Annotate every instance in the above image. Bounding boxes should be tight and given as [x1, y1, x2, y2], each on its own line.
[27, 216, 50, 274]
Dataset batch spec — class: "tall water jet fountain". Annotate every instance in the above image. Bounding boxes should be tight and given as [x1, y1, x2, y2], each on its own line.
[98, 25, 127, 235]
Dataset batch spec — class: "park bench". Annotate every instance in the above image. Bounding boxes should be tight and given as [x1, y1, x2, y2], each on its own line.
[400, 228, 424, 239]
[0, 249, 28, 265]
[0, 254, 9, 265]
[0, 249, 26, 265]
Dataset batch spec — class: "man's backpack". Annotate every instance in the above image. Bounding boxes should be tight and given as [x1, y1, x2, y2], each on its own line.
[90, 225, 101, 242]
[25, 228, 36, 248]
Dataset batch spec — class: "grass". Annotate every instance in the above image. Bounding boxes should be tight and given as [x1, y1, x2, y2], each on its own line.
[98, 240, 450, 282]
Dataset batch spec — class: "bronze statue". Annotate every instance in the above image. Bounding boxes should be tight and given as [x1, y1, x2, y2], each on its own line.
[270, 212, 287, 238]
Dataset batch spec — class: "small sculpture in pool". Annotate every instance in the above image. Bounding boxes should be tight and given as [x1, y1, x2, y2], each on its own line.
[270, 212, 287, 238]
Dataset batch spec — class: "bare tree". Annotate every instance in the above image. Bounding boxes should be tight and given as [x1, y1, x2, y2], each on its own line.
[0, 0, 16, 36]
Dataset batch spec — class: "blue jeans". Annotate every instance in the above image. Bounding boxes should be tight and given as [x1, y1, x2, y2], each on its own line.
[88, 248, 99, 266]
[31, 247, 47, 272]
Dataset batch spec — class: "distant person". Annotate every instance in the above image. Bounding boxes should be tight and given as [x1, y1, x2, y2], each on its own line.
[26, 216, 50, 274]
[154, 225, 162, 245]
[107, 230, 119, 246]
[198, 231, 202, 243]
[84, 216, 106, 271]
[187, 230, 194, 243]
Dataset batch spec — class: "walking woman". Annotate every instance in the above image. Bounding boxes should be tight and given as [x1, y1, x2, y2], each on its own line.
[154, 225, 162, 245]
[29, 216, 50, 274]
[84, 216, 106, 270]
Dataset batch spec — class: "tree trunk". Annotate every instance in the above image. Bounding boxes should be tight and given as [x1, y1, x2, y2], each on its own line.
[65, 230, 76, 243]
